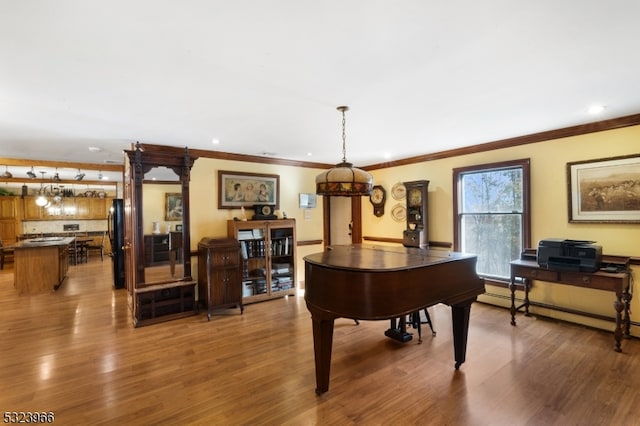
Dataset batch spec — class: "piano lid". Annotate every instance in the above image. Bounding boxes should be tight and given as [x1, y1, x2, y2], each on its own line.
[304, 244, 476, 272]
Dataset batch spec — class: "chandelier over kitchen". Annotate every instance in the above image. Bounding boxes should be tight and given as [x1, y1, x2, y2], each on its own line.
[315, 106, 373, 196]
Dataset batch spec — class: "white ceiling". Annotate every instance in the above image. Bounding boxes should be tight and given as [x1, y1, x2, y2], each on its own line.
[1, 1, 640, 172]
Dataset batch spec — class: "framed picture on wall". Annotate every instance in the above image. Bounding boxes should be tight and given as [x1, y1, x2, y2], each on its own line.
[567, 153, 640, 223]
[165, 193, 183, 221]
[218, 170, 279, 209]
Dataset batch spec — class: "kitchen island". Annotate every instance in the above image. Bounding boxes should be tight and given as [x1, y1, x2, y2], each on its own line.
[11, 237, 74, 295]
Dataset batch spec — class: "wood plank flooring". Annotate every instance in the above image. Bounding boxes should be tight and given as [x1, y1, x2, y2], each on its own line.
[1, 259, 639, 425]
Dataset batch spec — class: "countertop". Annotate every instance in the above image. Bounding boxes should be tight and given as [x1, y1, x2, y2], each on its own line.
[10, 237, 75, 249]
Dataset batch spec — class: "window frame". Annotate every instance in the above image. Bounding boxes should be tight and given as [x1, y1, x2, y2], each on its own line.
[453, 158, 531, 285]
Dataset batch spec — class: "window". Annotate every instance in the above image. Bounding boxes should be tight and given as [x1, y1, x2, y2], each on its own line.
[453, 159, 530, 281]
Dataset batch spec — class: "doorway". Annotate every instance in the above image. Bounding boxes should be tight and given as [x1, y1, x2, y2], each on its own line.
[322, 196, 362, 246]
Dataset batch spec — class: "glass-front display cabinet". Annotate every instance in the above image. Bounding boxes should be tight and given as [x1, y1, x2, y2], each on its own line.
[227, 219, 296, 304]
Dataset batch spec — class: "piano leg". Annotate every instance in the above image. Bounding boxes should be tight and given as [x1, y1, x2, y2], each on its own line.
[311, 315, 335, 395]
[451, 299, 475, 369]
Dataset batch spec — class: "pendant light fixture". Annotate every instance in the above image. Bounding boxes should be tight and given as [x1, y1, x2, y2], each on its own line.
[315, 106, 373, 196]
[35, 171, 49, 207]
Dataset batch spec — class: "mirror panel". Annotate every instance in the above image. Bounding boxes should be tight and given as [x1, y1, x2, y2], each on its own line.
[142, 174, 183, 284]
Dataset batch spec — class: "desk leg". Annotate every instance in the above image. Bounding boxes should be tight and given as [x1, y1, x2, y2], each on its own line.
[510, 277, 517, 326]
[451, 299, 474, 369]
[613, 294, 624, 352]
[523, 279, 531, 316]
[623, 289, 632, 338]
[311, 314, 335, 395]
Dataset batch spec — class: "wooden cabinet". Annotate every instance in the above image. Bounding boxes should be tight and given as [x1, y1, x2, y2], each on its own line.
[227, 219, 296, 304]
[144, 234, 170, 266]
[22, 197, 44, 220]
[20, 196, 112, 220]
[0, 196, 18, 243]
[0, 197, 17, 219]
[89, 198, 109, 219]
[197, 237, 243, 320]
[75, 197, 109, 219]
[74, 198, 90, 218]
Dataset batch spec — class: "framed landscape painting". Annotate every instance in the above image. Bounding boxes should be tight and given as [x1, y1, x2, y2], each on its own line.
[218, 170, 279, 209]
[567, 154, 640, 223]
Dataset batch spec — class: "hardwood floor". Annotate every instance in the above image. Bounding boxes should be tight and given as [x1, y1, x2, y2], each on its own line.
[1, 259, 639, 425]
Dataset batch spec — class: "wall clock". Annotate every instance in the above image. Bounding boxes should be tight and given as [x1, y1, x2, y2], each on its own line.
[369, 185, 386, 217]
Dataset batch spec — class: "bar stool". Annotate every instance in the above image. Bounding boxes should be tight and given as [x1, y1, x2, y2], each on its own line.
[0, 238, 15, 270]
[69, 234, 88, 265]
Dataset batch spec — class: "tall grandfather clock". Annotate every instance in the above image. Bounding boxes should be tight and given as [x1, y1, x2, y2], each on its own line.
[402, 180, 429, 248]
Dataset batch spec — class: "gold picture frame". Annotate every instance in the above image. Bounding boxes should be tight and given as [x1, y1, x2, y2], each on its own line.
[218, 170, 279, 209]
[165, 193, 183, 221]
[567, 153, 640, 223]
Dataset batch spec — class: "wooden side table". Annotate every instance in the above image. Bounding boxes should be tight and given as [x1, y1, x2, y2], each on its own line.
[510, 259, 631, 352]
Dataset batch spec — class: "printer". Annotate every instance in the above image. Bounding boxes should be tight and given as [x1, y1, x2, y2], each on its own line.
[537, 238, 602, 272]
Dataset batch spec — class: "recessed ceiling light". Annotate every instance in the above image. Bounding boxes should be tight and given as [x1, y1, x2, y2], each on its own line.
[212, 138, 220, 145]
[587, 104, 606, 114]
[88, 146, 102, 153]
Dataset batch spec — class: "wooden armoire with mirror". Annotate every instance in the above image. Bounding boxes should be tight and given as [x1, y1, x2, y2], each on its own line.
[124, 142, 198, 327]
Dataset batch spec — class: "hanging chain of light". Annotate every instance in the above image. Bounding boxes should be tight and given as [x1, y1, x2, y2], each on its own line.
[339, 106, 348, 163]
[315, 105, 373, 196]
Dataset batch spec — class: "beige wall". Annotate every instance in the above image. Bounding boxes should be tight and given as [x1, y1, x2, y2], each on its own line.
[142, 183, 182, 234]
[188, 158, 326, 287]
[178, 126, 638, 335]
[364, 125, 640, 335]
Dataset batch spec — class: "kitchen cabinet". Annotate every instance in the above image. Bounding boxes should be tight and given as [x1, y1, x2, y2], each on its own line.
[20, 196, 112, 220]
[227, 219, 296, 304]
[0, 197, 17, 219]
[22, 196, 44, 220]
[75, 197, 109, 219]
[197, 237, 243, 320]
[0, 196, 19, 243]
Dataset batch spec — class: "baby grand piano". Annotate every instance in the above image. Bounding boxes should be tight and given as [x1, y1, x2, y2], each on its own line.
[304, 244, 484, 394]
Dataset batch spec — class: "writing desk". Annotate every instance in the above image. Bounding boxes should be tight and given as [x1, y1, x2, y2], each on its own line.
[509, 259, 631, 352]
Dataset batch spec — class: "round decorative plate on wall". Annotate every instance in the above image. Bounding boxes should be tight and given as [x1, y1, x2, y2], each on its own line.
[391, 203, 406, 222]
[391, 182, 406, 200]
